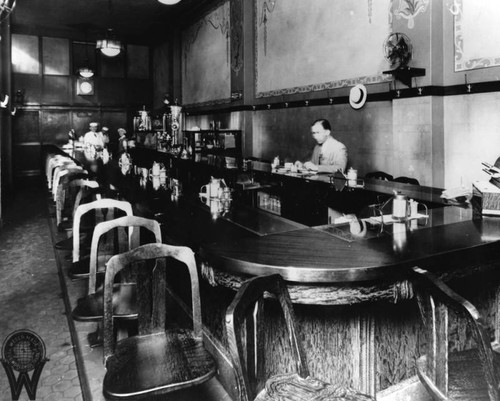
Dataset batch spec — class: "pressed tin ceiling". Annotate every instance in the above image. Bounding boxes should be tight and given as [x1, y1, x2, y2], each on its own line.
[11, 0, 216, 44]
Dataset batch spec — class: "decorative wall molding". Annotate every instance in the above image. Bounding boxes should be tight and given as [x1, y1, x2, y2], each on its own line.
[184, 80, 500, 115]
[454, 0, 500, 72]
[258, 0, 277, 56]
[230, 0, 244, 73]
[393, 0, 429, 29]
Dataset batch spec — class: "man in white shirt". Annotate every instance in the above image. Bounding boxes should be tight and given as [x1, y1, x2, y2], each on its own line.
[83, 122, 105, 149]
[295, 119, 348, 173]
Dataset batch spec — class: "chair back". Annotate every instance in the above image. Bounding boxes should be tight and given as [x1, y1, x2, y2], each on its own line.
[71, 179, 101, 214]
[103, 243, 201, 363]
[393, 176, 420, 185]
[87, 215, 162, 294]
[72, 199, 133, 262]
[364, 171, 393, 181]
[412, 266, 500, 401]
[225, 274, 308, 401]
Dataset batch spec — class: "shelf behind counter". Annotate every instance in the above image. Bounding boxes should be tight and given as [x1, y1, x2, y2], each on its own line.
[130, 146, 447, 227]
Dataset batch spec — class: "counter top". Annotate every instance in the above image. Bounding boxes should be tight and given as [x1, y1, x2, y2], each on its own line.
[55, 145, 499, 288]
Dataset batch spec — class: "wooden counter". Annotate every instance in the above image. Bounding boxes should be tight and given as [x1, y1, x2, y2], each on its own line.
[51, 144, 500, 399]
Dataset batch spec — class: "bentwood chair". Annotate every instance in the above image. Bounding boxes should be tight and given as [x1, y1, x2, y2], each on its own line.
[70, 199, 133, 280]
[102, 243, 217, 400]
[225, 274, 375, 401]
[412, 266, 500, 401]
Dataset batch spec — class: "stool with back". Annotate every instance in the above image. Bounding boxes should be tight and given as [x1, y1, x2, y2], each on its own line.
[72, 215, 162, 347]
[364, 171, 393, 181]
[412, 266, 500, 401]
[225, 274, 374, 401]
[69, 199, 133, 280]
[102, 243, 217, 399]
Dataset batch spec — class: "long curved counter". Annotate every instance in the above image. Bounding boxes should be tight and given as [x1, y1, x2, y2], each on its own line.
[50, 144, 500, 399]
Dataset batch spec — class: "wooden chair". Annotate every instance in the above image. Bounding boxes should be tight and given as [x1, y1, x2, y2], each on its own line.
[412, 266, 500, 401]
[46, 154, 73, 190]
[70, 199, 133, 280]
[225, 274, 375, 401]
[52, 162, 83, 201]
[393, 176, 420, 185]
[72, 215, 162, 347]
[364, 171, 393, 181]
[56, 178, 100, 233]
[102, 243, 217, 399]
[72, 215, 162, 322]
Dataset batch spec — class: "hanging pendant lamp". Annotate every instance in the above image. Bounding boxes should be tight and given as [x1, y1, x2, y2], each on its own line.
[78, 67, 94, 78]
[96, 29, 123, 57]
[158, 0, 181, 5]
[97, 0, 123, 57]
[78, 26, 94, 77]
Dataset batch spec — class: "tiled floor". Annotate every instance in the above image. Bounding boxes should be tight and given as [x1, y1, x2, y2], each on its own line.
[0, 177, 232, 401]
[0, 177, 83, 401]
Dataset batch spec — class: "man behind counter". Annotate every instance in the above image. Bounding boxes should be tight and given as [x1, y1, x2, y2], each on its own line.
[295, 118, 348, 173]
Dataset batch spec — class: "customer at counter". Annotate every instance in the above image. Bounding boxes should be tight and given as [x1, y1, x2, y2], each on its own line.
[295, 118, 348, 173]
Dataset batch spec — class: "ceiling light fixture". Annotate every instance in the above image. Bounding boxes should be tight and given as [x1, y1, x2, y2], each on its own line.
[158, 0, 181, 5]
[97, 0, 123, 57]
[78, 67, 94, 78]
[96, 30, 123, 57]
[78, 26, 94, 78]
[0, 0, 16, 23]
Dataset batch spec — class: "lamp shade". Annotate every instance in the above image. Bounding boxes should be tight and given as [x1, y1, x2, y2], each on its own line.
[96, 38, 123, 57]
[78, 67, 94, 78]
[158, 0, 181, 4]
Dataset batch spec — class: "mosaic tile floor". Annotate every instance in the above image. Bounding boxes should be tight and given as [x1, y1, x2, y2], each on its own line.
[0, 178, 83, 401]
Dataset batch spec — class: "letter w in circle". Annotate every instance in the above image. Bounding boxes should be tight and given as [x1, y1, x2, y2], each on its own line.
[1, 360, 47, 400]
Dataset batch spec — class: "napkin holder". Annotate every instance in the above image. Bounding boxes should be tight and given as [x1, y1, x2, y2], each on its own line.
[471, 181, 500, 216]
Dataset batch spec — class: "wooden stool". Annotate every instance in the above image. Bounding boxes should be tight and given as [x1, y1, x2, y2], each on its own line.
[69, 199, 133, 280]
[226, 274, 375, 401]
[102, 243, 217, 399]
[72, 215, 162, 347]
[412, 266, 500, 401]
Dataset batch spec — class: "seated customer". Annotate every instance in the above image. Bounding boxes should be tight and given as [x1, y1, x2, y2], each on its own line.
[295, 118, 347, 173]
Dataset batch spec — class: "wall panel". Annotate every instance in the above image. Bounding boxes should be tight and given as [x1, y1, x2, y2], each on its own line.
[100, 53, 126, 78]
[12, 74, 42, 105]
[255, 0, 391, 98]
[40, 111, 71, 144]
[12, 34, 39, 74]
[98, 79, 127, 105]
[181, 1, 231, 106]
[12, 110, 39, 144]
[43, 37, 70, 75]
[42, 75, 72, 104]
[101, 111, 127, 132]
[127, 45, 149, 79]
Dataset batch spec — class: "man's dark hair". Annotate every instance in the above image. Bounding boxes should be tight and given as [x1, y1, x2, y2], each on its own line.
[311, 118, 331, 131]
